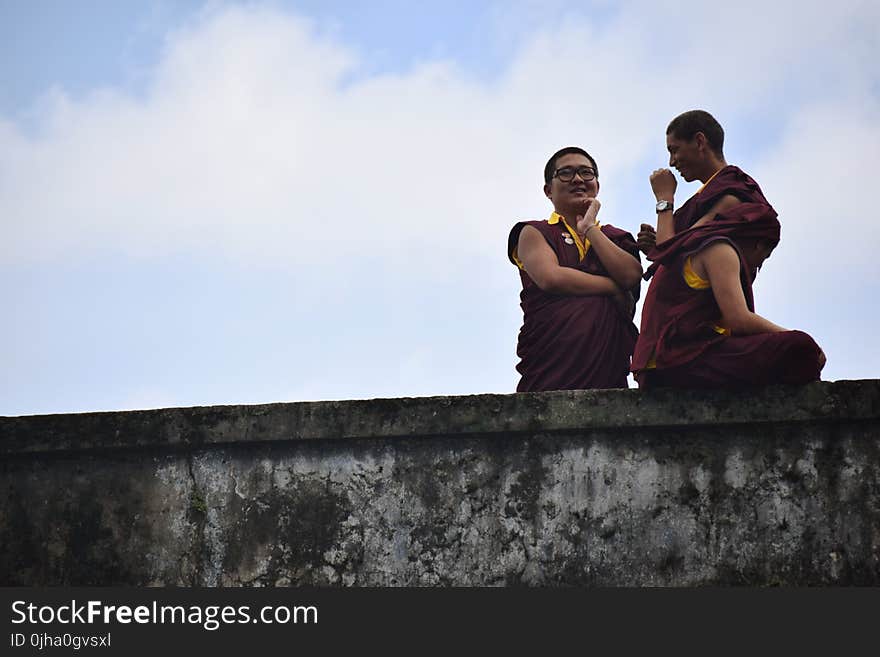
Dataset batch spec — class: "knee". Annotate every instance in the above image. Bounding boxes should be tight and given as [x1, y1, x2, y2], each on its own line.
[779, 330, 824, 380]
[785, 330, 821, 358]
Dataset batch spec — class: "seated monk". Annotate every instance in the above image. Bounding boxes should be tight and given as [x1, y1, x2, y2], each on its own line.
[632, 211, 825, 389]
[508, 146, 643, 391]
[638, 109, 773, 274]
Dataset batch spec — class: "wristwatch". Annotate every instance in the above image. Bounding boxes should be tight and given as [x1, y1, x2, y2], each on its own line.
[655, 200, 673, 213]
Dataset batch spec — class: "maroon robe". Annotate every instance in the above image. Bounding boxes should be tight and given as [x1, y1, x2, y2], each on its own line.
[509, 219, 640, 391]
[673, 165, 771, 234]
[632, 214, 823, 389]
[645, 165, 773, 280]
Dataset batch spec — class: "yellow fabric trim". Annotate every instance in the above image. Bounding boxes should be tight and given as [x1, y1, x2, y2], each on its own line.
[696, 167, 724, 195]
[683, 256, 711, 289]
[549, 211, 595, 262]
[513, 213, 598, 268]
[511, 248, 524, 270]
[646, 322, 729, 371]
[682, 257, 730, 335]
[511, 212, 595, 268]
[642, 256, 729, 370]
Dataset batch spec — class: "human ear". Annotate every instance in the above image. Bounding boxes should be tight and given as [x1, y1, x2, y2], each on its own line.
[544, 183, 552, 199]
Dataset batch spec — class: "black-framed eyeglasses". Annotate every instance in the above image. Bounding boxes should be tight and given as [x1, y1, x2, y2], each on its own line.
[553, 166, 597, 183]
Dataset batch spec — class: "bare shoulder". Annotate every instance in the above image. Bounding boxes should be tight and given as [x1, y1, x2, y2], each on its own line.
[717, 193, 742, 204]
[517, 224, 554, 261]
[698, 240, 738, 258]
[518, 224, 544, 247]
[692, 240, 738, 277]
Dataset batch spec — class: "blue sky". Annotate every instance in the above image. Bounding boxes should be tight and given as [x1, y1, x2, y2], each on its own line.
[2, 0, 878, 415]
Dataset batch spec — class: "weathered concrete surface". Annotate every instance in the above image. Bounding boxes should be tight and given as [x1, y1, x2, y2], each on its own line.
[2, 380, 878, 585]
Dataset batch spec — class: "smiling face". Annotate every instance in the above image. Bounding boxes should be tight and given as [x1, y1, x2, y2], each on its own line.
[666, 133, 704, 182]
[543, 153, 600, 217]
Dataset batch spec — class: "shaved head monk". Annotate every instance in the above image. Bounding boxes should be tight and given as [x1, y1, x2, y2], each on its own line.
[630, 108, 823, 388]
[508, 147, 643, 391]
[631, 204, 825, 388]
[637, 110, 771, 261]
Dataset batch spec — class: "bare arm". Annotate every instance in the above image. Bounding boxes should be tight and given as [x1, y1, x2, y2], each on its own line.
[650, 168, 677, 244]
[517, 225, 620, 297]
[648, 161, 743, 245]
[696, 242, 788, 335]
[576, 199, 643, 289]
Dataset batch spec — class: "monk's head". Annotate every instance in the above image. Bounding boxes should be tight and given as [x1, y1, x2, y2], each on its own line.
[666, 110, 726, 183]
[543, 146, 600, 218]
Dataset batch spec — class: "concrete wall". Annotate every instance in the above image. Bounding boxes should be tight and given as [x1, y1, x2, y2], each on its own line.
[2, 380, 878, 586]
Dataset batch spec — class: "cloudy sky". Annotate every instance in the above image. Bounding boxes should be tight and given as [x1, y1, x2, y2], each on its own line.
[2, 0, 878, 416]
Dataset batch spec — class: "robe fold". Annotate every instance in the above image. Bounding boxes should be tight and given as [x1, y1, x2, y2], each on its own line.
[644, 165, 774, 280]
[509, 218, 640, 391]
[632, 212, 823, 389]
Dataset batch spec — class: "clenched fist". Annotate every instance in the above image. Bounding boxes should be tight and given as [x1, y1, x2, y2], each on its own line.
[650, 168, 677, 201]
[637, 223, 656, 255]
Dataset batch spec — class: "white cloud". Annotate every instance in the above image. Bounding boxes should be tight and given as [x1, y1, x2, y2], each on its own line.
[750, 99, 880, 381]
[1, 1, 878, 413]
[5, 2, 877, 263]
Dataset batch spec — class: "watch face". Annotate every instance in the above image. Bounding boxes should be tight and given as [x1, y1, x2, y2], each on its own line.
[656, 201, 671, 211]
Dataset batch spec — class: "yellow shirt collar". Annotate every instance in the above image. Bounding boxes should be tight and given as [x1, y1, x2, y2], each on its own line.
[696, 166, 726, 195]
[549, 211, 596, 261]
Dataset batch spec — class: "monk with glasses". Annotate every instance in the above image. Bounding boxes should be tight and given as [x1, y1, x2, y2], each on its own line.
[508, 147, 642, 391]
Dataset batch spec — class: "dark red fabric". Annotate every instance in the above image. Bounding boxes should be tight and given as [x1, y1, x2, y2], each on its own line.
[644, 165, 775, 280]
[672, 165, 772, 234]
[632, 207, 823, 389]
[636, 330, 823, 389]
[509, 220, 640, 391]
[633, 165, 782, 375]
[633, 165, 822, 389]
[631, 235, 751, 374]
[649, 208, 780, 269]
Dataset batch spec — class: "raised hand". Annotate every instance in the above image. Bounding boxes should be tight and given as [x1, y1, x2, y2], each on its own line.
[575, 197, 601, 238]
[650, 168, 677, 201]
